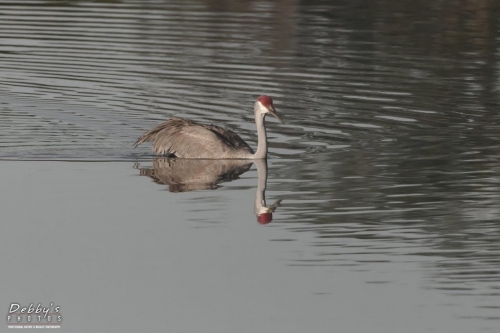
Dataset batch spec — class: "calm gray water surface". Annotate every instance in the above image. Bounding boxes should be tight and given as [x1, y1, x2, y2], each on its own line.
[1, 0, 500, 332]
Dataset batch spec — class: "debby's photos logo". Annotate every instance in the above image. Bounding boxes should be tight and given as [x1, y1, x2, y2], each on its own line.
[6, 303, 62, 329]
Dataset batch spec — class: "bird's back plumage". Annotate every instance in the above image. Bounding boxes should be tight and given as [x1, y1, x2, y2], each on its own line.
[134, 118, 253, 158]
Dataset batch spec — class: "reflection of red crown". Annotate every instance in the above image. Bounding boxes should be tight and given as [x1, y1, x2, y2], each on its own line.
[257, 213, 273, 224]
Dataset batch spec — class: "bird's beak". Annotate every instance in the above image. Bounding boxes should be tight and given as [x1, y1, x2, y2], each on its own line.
[269, 105, 284, 124]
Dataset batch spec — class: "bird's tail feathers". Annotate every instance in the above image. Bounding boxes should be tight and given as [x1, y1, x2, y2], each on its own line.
[133, 121, 173, 148]
[133, 133, 153, 148]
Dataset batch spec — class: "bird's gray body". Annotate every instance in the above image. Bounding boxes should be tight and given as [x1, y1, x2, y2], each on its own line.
[134, 118, 254, 159]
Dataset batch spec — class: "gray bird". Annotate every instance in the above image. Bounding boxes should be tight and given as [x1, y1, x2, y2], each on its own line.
[133, 95, 284, 159]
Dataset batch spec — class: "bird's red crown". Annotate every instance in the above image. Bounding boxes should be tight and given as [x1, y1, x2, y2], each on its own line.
[257, 95, 273, 109]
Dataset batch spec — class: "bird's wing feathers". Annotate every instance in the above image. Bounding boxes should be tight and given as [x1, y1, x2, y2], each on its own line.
[134, 118, 253, 158]
[202, 124, 253, 151]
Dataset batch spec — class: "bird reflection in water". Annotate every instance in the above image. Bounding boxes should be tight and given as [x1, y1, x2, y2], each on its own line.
[134, 158, 282, 224]
[135, 158, 251, 192]
[253, 159, 282, 224]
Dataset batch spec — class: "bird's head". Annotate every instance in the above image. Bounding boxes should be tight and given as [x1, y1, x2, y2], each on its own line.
[255, 95, 284, 123]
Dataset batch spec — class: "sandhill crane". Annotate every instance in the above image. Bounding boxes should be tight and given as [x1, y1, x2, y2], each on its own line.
[133, 95, 283, 159]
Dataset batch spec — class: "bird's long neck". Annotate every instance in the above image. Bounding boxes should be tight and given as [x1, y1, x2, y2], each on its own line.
[253, 112, 267, 159]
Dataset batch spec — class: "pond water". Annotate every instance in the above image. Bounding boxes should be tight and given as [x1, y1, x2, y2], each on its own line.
[1, 1, 500, 332]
